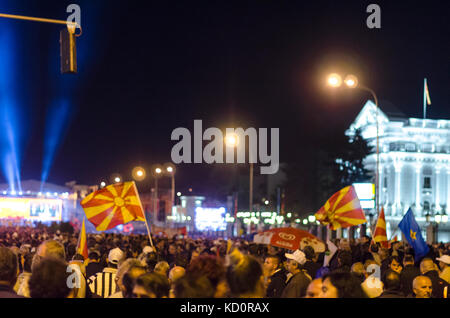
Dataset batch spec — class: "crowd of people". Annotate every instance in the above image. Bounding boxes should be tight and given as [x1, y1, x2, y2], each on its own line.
[0, 225, 449, 298]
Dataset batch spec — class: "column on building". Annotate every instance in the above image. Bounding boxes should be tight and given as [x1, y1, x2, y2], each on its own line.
[379, 159, 384, 212]
[393, 159, 403, 216]
[415, 162, 422, 215]
[447, 167, 450, 214]
[435, 165, 441, 212]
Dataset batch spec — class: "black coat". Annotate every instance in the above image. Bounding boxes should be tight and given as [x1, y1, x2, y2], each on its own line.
[378, 289, 405, 298]
[280, 271, 311, 298]
[400, 265, 421, 297]
[425, 270, 450, 298]
[303, 260, 321, 280]
[266, 268, 287, 298]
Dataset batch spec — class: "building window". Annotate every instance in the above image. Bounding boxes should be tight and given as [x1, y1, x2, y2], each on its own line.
[383, 177, 387, 189]
[423, 201, 430, 212]
[423, 177, 431, 189]
[405, 143, 416, 152]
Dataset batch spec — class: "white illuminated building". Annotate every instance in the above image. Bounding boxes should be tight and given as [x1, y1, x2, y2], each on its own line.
[347, 101, 450, 242]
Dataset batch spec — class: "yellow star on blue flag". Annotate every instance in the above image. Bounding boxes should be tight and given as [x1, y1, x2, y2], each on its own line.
[399, 208, 429, 262]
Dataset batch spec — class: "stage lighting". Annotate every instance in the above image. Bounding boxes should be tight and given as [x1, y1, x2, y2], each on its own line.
[60, 27, 77, 74]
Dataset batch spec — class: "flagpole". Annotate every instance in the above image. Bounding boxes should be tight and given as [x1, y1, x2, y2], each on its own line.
[133, 182, 155, 250]
[423, 78, 427, 119]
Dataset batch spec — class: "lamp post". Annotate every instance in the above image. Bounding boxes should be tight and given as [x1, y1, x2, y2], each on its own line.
[327, 73, 380, 217]
[163, 163, 176, 216]
[151, 165, 163, 218]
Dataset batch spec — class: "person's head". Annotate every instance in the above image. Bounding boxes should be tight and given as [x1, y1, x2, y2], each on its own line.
[121, 263, 147, 298]
[383, 269, 401, 291]
[350, 262, 366, 282]
[319, 272, 367, 298]
[0, 247, 18, 287]
[139, 252, 158, 272]
[403, 254, 415, 267]
[168, 244, 177, 255]
[108, 247, 124, 268]
[33, 240, 65, 271]
[29, 257, 72, 298]
[115, 259, 145, 296]
[388, 256, 402, 274]
[337, 251, 352, 269]
[412, 276, 432, 298]
[133, 272, 170, 298]
[378, 248, 389, 260]
[88, 251, 100, 262]
[186, 254, 227, 297]
[305, 278, 322, 298]
[154, 261, 170, 276]
[23, 253, 34, 273]
[436, 255, 450, 271]
[339, 239, 351, 251]
[285, 250, 306, 275]
[226, 249, 264, 298]
[420, 258, 437, 275]
[174, 274, 215, 298]
[263, 255, 280, 275]
[168, 266, 186, 284]
[303, 246, 315, 261]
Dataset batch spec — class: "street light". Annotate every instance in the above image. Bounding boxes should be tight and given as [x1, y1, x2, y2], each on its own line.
[151, 164, 163, 215]
[163, 163, 176, 212]
[327, 73, 380, 218]
[100, 181, 106, 188]
[225, 133, 254, 215]
[132, 166, 146, 182]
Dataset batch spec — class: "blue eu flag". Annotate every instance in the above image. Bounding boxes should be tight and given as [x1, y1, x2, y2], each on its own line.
[398, 208, 429, 262]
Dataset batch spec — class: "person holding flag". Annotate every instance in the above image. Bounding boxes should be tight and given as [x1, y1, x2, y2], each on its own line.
[81, 181, 155, 249]
[398, 208, 430, 262]
[315, 185, 367, 231]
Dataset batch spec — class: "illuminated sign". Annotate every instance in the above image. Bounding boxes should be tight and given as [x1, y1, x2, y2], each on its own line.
[0, 197, 62, 221]
[353, 183, 375, 210]
[195, 207, 226, 231]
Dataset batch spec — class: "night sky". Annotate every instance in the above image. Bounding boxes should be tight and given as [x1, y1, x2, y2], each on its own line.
[0, 0, 448, 198]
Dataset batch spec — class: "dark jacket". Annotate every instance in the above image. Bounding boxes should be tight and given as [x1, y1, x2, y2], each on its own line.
[266, 268, 287, 298]
[280, 271, 311, 298]
[86, 262, 104, 279]
[378, 289, 405, 298]
[0, 284, 25, 298]
[303, 260, 321, 280]
[400, 264, 420, 297]
[425, 270, 450, 298]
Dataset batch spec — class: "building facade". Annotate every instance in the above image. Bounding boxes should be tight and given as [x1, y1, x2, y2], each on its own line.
[347, 101, 450, 243]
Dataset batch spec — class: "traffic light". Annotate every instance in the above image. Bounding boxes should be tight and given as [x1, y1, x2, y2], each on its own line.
[60, 27, 77, 74]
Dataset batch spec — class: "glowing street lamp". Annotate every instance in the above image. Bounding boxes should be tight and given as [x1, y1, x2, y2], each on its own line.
[163, 163, 176, 211]
[100, 182, 106, 188]
[327, 73, 342, 88]
[225, 132, 253, 215]
[327, 72, 380, 220]
[132, 166, 146, 182]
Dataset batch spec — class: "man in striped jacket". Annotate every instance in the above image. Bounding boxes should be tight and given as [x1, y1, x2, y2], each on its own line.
[88, 248, 124, 298]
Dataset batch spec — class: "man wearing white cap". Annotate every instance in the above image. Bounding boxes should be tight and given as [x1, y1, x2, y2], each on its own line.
[88, 248, 124, 298]
[281, 249, 311, 298]
[437, 255, 450, 284]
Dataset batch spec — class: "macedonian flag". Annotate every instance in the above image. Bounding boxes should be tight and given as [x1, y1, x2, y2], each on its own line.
[76, 217, 88, 259]
[372, 207, 389, 249]
[81, 182, 146, 232]
[315, 185, 367, 230]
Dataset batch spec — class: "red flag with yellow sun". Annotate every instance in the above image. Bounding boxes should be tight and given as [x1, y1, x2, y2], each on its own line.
[81, 182, 146, 232]
[315, 185, 367, 230]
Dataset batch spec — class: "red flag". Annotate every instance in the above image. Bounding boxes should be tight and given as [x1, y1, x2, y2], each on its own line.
[315, 185, 367, 230]
[76, 218, 88, 259]
[81, 182, 145, 231]
[373, 207, 389, 249]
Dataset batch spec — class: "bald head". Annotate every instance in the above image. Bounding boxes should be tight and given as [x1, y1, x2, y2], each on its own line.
[169, 266, 186, 284]
[305, 278, 322, 298]
[32, 240, 66, 272]
[412, 276, 432, 298]
[420, 258, 437, 274]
